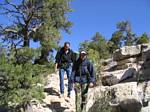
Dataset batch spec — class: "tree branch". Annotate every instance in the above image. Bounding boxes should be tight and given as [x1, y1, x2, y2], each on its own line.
[5, 0, 20, 11]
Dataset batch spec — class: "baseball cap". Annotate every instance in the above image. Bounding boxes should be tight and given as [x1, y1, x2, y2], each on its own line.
[80, 50, 87, 55]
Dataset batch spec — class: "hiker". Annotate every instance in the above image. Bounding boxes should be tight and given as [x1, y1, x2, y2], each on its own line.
[55, 42, 75, 98]
[71, 50, 96, 112]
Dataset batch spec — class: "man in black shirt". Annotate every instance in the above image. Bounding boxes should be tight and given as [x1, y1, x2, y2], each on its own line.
[55, 42, 74, 98]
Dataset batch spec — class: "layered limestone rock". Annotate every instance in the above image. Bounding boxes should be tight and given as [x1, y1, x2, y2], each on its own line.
[109, 82, 142, 112]
[86, 86, 110, 112]
[87, 44, 150, 112]
[113, 45, 141, 61]
[101, 68, 137, 85]
[100, 44, 150, 86]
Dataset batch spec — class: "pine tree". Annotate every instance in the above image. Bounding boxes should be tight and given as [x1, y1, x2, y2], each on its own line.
[0, 0, 72, 63]
[136, 33, 150, 45]
[0, 0, 73, 111]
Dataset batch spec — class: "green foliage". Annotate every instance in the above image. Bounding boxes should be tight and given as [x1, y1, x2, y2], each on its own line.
[0, 0, 72, 111]
[87, 49, 99, 63]
[9, 47, 37, 64]
[0, 0, 73, 63]
[91, 32, 110, 59]
[109, 31, 122, 52]
[0, 47, 50, 111]
[136, 33, 150, 45]
[109, 20, 136, 50]
[33, 0, 73, 45]
[80, 32, 110, 63]
[34, 0, 73, 63]
[107, 20, 138, 55]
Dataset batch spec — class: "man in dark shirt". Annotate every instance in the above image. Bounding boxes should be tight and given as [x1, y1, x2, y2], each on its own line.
[71, 50, 96, 112]
[55, 42, 74, 98]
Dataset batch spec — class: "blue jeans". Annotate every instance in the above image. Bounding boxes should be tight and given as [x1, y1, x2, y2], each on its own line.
[59, 66, 72, 95]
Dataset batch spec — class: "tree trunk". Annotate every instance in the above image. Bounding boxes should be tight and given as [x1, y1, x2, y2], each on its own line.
[23, 38, 29, 47]
[23, 22, 30, 47]
[23, 32, 29, 47]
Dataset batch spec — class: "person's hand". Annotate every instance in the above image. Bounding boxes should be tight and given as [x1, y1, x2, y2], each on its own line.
[89, 82, 94, 88]
[55, 63, 58, 72]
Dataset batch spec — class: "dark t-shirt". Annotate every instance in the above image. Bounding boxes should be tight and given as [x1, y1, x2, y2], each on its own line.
[55, 47, 75, 68]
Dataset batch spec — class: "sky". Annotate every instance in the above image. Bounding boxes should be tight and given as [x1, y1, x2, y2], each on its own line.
[0, 0, 150, 52]
[60, 0, 150, 51]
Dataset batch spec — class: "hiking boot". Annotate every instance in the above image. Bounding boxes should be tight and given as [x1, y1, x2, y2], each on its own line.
[67, 93, 70, 98]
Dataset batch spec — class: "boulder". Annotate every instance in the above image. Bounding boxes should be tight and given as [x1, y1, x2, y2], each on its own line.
[137, 81, 150, 102]
[110, 99, 142, 112]
[87, 44, 150, 112]
[86, 86, 110, 112]
[101, 68, 137, 86]
[101, 58, 117, 71]
[117, 58, 137, 66]
[110, 82, 141, 102]
[110, 82, 142, 112]
[103, 58, 139, 72]
[113, 45, 141, 61]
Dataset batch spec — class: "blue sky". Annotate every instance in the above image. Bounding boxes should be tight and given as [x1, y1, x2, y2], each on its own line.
[60, 0, 150, 51]
[0, 0, 150, 51]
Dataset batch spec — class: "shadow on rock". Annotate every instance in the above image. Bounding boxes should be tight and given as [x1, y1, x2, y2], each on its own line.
[45, 102, 69, 112]
[88, 98, 142, 112]
[119, 67, 137, 83]
[44, 87, 60, 96]
[110, 99, 142, 112]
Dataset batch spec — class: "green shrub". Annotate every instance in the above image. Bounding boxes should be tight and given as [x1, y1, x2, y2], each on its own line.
[0, 48, 51, 111]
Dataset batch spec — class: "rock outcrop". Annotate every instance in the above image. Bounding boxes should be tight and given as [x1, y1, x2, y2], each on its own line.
[101, 44, 150, 85]
[86, 43, 150, 112]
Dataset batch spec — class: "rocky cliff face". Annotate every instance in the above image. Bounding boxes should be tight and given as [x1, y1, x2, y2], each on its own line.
[86, 43, 150, 112]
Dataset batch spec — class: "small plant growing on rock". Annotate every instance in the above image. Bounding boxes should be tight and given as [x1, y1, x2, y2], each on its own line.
[88, 91, 113, 112]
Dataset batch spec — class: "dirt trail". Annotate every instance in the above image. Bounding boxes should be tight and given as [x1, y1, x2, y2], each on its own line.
[42, 72, 76, 112]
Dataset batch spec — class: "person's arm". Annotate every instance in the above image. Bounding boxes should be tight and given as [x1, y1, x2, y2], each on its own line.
[55, 50, 60, 63]
[70, 50, 76, 63]
[55, 63, 58, 72]
[88, 61, 96, 87]
[70, 62, 76, 83]
[55, 51, 60, 71]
